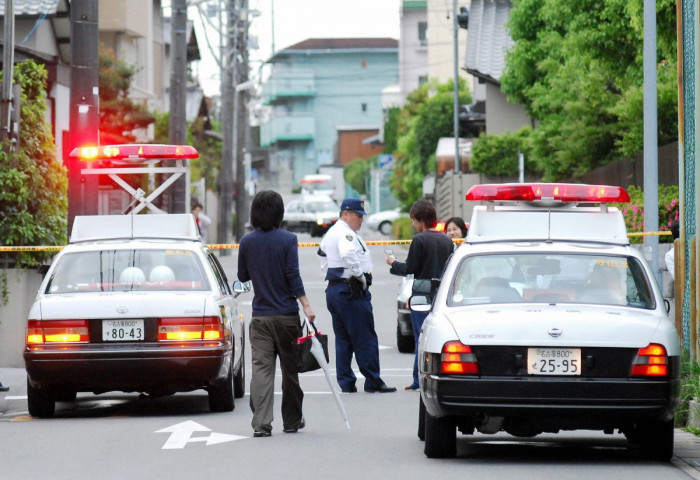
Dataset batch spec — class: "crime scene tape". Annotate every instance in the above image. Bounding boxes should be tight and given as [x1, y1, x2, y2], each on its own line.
[0, 233, 668, 252]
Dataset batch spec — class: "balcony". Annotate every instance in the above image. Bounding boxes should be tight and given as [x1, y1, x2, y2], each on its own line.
[261, 115, 315, 147]
[262, 71, 316, 104]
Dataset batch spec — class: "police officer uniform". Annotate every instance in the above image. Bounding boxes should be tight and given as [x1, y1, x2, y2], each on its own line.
[319, 199, 396, 393]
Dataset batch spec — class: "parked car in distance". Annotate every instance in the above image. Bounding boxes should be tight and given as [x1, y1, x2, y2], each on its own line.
[24, 214, 246, 417]
[366, 207, 406, 235]
[282, 195, 339, 237]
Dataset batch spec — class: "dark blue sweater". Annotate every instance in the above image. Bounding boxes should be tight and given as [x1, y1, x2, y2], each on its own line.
[237, 228, 306, 317]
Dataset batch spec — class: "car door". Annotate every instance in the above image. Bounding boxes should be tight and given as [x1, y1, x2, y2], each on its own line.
[206, 251, 240, 366]
[284, 201, 303, 230]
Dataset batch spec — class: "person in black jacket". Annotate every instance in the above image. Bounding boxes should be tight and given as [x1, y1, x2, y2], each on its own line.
[386, 199, 454, 390]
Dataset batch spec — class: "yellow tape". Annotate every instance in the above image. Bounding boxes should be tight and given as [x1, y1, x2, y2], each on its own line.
[0, 232, 668, 252]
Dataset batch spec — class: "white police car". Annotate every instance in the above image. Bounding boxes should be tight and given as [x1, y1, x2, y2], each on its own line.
[24, 214, 246, 417]
[414, 183, 680, 460]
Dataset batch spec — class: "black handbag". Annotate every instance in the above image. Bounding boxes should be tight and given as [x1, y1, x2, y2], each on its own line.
[295, 321, 330, 373]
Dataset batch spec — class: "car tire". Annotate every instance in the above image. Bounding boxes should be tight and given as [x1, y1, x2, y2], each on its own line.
[418, 395, 426, 441]
[208, 358, 235, 412]
[234, 332, 245, 399]
[636, 419, 674, 461]
[424, 411, 456, 458]
[397, 324, 415, 353]
[379, 221, 392, 235]
[27, 378, 55, 418]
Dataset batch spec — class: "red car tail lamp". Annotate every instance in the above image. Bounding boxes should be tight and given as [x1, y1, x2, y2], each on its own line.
[69, 144, 199, 162]
[26, 320, 89, 344]
[465, 183, 630, 204]
[630, 344, 669, 377]
[157, 316, 223, 341]
[440, 341, 480, 374]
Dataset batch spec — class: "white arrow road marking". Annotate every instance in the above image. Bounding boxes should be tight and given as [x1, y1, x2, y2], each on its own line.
[156, 420, 247, 449]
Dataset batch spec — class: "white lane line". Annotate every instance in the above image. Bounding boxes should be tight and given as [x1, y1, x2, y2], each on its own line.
[4, 396, 27, 400]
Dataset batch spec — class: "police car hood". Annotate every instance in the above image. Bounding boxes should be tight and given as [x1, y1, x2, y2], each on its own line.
[443, 304, 664, 348]
[38, 291, 211, 319]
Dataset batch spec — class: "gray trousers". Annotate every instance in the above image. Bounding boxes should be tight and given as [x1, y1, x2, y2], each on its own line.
[249, 314, 304, 433]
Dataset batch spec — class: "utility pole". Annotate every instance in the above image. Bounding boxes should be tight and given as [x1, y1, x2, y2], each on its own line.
[68, 0, 99, 232]
[233, 0, 250, 241]
[1, 0, 14, 148]
[217, 0, 237, 250]
[452, 0, 460, 173]
[169, 0, 188, 213]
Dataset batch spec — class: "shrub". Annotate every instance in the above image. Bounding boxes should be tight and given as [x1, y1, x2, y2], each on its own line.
[616, 185, 679, 244]
[675, 350, 700, 427]
[392, 217, 415, 240]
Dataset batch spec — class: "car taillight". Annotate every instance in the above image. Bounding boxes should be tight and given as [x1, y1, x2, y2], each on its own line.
[630, 343, 668, 377]
[158, 316, 222, 341]
[440, 341, 479, 374]
[26, 320, 89, 344]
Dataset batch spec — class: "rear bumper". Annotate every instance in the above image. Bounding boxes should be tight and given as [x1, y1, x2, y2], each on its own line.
[24, 344, 232, 393]
[422, 374, 681, 423]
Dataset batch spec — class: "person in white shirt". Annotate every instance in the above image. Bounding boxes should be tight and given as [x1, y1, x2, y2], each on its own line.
[318, 198, 396, 394]
[665, 220, 680, 280]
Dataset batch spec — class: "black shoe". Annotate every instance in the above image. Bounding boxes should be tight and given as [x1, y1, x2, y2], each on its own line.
[0, 384, 8, 392]
[364, 384, 397, 393]
[284, 418, 306, 433]
[341, 386, 357, 393]
[253, 430, 271, 437]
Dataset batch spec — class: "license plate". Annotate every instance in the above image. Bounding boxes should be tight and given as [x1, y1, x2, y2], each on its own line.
[103, 320, 144, 341]
[527, 348, 581, 375]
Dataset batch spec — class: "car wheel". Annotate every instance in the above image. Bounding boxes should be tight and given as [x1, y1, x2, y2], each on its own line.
[379, 221, 392, 235]
[209, 358, 235, 412]
[397, 324, 415, 354]
[26, 378, 55, 418]
[418, 395, 426, 441]
[424, 411, 456, 458]
[234, 332, 245, 399]
[636, 419, 674, 461]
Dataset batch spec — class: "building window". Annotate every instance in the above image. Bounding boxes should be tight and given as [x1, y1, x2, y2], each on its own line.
[361, 103, 367, 113]
[418, 22, 428, 46]
[418, 76, 428, 87]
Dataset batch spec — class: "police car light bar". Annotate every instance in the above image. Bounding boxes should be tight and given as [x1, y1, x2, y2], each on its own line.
[69, 144, 199, 162]
[465, 183, 630, 204]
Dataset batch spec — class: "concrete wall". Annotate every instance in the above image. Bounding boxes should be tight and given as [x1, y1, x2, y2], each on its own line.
[0, 270, 45, 368]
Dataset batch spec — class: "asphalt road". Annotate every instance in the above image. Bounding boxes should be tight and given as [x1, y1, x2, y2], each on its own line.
[0, 227, 698, 479]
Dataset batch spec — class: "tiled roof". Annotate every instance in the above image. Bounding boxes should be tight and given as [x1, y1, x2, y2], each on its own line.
[0, 0, 59, 16]
[283, 38, 398, 51]
[464, 0, 514, 84]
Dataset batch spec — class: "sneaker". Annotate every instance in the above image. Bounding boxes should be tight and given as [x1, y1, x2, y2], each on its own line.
[253, 430, 271, 437]
[283, 417, 306, 433]
[0, 383, 8, 392]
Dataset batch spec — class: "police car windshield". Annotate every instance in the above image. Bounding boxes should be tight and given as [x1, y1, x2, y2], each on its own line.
[448, 253, 654, 309]
[307, 201, 338, 213]
[45, 249, 210, 293]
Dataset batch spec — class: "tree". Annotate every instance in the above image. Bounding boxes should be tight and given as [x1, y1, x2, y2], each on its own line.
[344, 157, 375, 195]
[389, 79, 471, 209]
[99, 45, 155, 143]
[499, 0, 677, 180]
[0, 61, 67, 266]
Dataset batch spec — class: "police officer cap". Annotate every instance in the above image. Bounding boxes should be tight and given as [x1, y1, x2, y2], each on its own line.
[340, 198, 367, 216]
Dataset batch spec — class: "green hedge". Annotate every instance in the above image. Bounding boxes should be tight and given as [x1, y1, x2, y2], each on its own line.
[392, 217, 415, 240]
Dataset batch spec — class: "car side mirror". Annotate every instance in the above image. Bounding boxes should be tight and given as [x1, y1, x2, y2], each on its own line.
[664, 298, 671, 314]
[232, 280, 251, 298]
[410, 295, 431, 312]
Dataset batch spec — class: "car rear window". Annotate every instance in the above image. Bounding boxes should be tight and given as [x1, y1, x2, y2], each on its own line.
[448, 253, 654, 309]
[45, 249, 210, 293]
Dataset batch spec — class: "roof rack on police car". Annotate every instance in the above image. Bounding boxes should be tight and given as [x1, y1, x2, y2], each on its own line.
[464, 183, 631, 246]
[69, 214, 201, 244]
[69, 144, 198, 215]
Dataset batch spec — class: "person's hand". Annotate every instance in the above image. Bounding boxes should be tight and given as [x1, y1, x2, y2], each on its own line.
[385, 255, 395, 265]
[303, 304, 316, 323]
[354, 273, 367, 290]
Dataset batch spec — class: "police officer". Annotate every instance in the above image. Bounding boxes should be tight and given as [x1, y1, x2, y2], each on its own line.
[319, 199, 396, 394]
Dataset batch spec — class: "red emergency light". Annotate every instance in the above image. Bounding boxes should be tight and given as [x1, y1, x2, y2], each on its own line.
[465, 183, 630, 204]
[69, 144, 199, 162]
